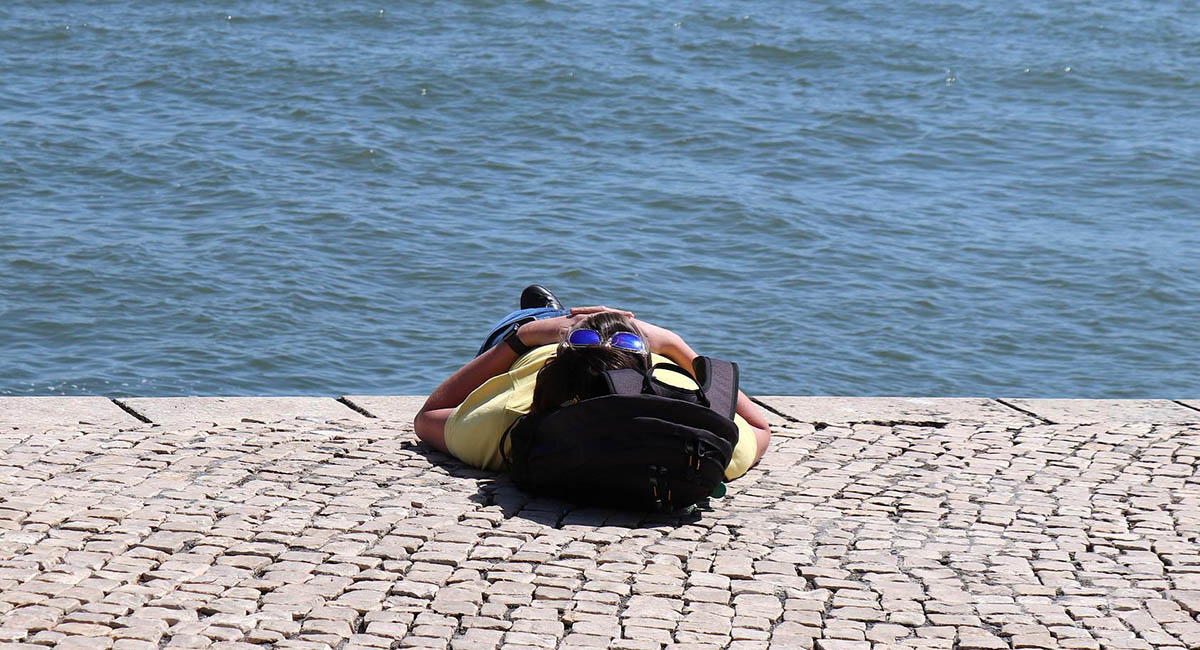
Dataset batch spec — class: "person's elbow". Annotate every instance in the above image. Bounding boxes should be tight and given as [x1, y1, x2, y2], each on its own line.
[752, 423, 771, 465]
[414, 407, 452, 454]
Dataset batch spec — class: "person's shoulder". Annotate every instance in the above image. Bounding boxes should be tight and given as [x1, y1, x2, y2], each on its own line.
[511, 345, 557, 372]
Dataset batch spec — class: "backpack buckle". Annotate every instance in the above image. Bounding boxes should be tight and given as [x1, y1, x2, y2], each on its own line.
[683, 442, 702, 477]
[648, 465, 670, 511]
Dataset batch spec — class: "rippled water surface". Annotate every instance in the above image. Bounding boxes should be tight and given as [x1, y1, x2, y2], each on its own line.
[2, 1, 1198, 398]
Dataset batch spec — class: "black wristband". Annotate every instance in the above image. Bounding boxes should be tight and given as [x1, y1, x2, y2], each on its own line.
[503, 327, 533, 356]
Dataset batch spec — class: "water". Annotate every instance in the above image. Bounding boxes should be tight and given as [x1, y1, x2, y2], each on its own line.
[2, 1, 1198, 399]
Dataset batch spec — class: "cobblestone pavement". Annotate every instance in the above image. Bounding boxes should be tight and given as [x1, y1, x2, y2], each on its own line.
[1, 410, 1198, 650]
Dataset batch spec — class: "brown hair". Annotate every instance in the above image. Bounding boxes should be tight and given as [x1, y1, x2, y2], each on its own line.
[529, 312, 649, 413]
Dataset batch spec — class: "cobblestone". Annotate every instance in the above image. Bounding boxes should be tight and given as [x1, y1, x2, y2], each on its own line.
[1, 405, 1198, 648]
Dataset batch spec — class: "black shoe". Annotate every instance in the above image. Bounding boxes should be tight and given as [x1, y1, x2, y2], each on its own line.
[520, 285, 564, 310]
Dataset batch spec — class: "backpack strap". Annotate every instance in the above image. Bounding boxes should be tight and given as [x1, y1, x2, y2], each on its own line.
[601, 359, 737, 419]
[498, 414, 525, 468]
[604, 363, 700, 400]
[602, 368, 650, 396]
[692, 357, 739, 420]
[646, 362, 709, 406]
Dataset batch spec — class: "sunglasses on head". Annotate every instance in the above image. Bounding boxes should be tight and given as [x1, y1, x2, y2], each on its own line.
[564, 328, 648, 354]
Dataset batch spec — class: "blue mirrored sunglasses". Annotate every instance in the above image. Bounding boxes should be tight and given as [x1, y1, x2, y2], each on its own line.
[565, 328, 647, 354]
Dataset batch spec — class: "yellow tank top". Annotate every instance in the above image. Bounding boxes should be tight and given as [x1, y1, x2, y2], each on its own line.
[444, 345, 758, 480]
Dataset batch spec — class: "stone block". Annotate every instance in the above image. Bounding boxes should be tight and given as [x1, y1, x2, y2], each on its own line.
[1001, 399, 1200, 424]
[0, 396, 142, 428]
[754, 397, 1032, 424]
[339, 395, 426, 422]
[116, 397, 363, 424]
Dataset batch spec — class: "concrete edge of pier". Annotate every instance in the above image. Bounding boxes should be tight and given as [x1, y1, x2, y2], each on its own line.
[3, 395, 1198, 429]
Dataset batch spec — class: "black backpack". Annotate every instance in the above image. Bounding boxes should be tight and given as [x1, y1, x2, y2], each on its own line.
[500, 357, 740, 512]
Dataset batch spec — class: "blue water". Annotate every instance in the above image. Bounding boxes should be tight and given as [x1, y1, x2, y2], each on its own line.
[2, 1, 1198, 399]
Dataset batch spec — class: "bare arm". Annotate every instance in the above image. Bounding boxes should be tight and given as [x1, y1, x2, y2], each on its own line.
[635, 319, 772, 465]
[414, 342, 520, 454]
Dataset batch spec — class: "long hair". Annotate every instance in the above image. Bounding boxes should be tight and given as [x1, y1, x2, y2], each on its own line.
[529, 312, 649, 413]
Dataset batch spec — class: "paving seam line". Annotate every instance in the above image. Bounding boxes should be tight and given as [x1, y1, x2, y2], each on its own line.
[109, 397, 152, 423]
[1172, 399, 1200, 414]
[337, 396, 379, 418]
[992, 397, 1056, 424]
